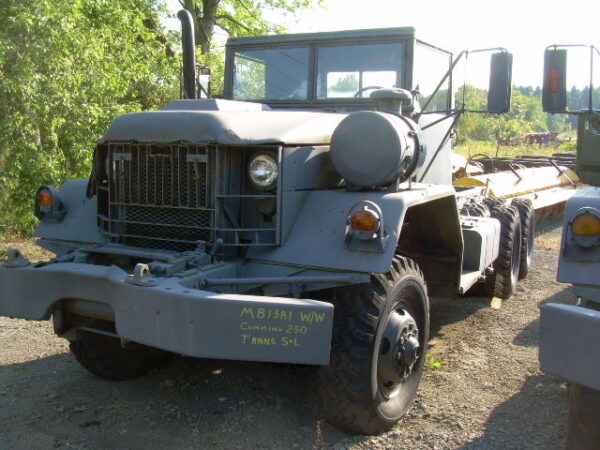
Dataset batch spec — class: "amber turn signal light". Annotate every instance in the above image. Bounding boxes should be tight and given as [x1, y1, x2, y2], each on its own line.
[572, 213, 600, 236]
[37, 188, 53, 207]
[350, 210, 379, 231]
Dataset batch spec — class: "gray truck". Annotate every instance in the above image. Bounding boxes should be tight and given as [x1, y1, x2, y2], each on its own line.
[0, 11, 532, 434]
[538, 45, 600, 449]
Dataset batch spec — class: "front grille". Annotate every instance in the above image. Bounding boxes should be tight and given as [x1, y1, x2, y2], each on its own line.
[98, 143, 214, 251]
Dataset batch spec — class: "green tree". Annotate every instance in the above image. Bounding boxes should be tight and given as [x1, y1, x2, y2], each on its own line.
[181, 0, 324, 54]
[179, 0, 324, 95]
[330, 73, 359, 92]
[455, 85, 493, 142]
[489, 89, 544, 142]
[455, 84, 574, 144]
[0, 0, 178, 235]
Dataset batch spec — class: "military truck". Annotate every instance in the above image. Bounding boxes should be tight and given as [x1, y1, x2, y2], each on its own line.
[0, 11, 533, 434]
[538, 44, 600, 449]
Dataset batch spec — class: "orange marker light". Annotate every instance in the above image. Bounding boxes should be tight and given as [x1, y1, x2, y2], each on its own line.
[37, 189, 53, 207]
[572, 213, 600, 236]
[549, 67, 560, 93]
[350, 210, 379, 231]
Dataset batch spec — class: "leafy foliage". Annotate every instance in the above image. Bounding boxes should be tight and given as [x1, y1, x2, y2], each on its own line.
[0, 0, 178, 235]
[233, 54, 267, 99]
[182, 0, 323, 53]
[455, 85, 572, 144]
[330, 74, 359, 92]
[181, 0, 323, 95]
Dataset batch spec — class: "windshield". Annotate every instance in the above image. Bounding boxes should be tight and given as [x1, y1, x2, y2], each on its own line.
[317, 43, 405, 99]
[231, 41, 406, 102]
[232, 47, 310, 101]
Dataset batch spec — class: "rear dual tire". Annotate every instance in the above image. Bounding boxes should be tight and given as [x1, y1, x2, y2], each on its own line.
[511, 198, 535, 280]
[485, 205, 522, 299]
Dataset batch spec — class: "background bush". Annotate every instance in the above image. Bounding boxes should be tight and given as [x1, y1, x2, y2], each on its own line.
[0, 0, 178, 236]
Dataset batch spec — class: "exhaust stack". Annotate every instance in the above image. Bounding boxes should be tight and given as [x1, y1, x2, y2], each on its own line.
[177, 9, 196, 99]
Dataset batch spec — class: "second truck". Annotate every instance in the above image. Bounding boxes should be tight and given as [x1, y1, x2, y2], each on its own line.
[539, 44, 600, 449]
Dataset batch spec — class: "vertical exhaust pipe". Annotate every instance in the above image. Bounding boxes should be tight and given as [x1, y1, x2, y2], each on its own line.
[177, 9, 196, 99]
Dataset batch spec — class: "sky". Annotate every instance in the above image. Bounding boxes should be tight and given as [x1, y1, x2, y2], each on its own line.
[165, 0, 599, 89]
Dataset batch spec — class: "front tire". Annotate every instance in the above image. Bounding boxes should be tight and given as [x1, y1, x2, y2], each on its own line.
[319, 257, 429, 434]
[70, 331, 170, 381]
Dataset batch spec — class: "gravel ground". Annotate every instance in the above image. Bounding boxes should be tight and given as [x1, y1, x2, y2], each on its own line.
[0, 217, 572, 449]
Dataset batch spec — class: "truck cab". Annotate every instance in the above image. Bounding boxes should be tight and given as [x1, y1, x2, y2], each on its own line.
[538, 44, 600, 448]
[223, 27, 456, 186]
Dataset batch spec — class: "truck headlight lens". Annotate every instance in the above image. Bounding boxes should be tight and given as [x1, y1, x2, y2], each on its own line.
[248, 152, 278, 190]
[572, 213, 600, 236]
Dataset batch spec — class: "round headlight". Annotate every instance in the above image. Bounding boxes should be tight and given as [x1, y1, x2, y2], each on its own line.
[248, 152, 278, 190]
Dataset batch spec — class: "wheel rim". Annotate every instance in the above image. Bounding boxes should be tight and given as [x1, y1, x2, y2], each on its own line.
[511, 223, 521, 286]
[377, 299, 421, 399]
[526, 214, 535, 265]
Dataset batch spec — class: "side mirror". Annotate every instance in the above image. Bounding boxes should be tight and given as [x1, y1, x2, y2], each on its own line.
[197, 65, 211, 99]
[542, 48, 567, 113]
[487, 52, 512, 113]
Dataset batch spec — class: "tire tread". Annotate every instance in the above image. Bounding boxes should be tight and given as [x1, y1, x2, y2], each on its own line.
[70, 331, 169, 381]
[319, 257, 427, 434]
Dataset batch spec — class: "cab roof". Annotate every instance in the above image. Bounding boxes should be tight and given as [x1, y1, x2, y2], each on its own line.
[226, 27, 416, 48]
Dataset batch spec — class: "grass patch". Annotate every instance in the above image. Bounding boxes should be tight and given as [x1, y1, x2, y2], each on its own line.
[0, 236, 53, 262]
[427, 356, 443, 368]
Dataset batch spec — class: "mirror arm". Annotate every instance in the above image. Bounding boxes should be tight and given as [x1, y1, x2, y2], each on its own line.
[420, 109, 463, 130]
[417, 51, 467, 120]
[589, 45, 594, 111]
[420, 105, 496, 119]
[417, 47, 510, 119]
[418, 111, 461, 182]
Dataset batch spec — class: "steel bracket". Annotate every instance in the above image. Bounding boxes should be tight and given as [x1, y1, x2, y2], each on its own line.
[3, 248, 30, 268]
[127, 263, 157, 287]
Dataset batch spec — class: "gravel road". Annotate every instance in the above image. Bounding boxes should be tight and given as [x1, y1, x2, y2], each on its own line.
[0, 217, 572, 449]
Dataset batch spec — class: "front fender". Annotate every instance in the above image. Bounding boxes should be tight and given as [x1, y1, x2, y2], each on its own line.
[247, 184, 457, 273]
[557, 186, 600, 286]
[33, 178, 106, 254]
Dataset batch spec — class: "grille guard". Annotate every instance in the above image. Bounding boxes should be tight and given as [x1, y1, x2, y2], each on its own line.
[93, 142, 281, 252]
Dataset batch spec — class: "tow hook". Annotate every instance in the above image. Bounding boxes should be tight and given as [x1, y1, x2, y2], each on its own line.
[127, 263, 157, 287]
[3, 248, 30, 268]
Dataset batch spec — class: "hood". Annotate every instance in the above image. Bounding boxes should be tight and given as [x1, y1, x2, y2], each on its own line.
[100, 100, 348, 146]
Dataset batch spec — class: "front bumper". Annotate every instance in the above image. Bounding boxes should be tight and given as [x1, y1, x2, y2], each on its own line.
[0, 262, 333, 365]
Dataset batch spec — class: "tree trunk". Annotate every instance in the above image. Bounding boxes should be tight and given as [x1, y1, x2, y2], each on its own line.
[184, 0, 220, 54]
